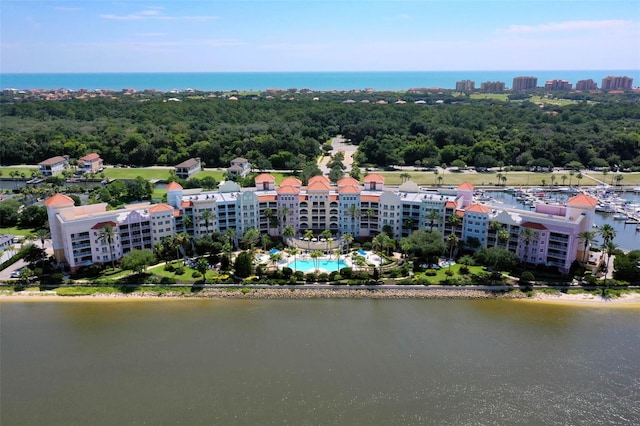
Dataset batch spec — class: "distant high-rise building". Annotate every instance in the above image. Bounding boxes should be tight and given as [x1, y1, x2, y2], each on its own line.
[601, 76, 633, 91]
[575, 79, 598, 91]
[544, 80, 572, 91]
[512, 76, 538, 91]
[480, 81, 505, 93]
[455, 80, 475, 92]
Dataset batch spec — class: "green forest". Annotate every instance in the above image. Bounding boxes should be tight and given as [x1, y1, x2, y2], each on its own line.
[1, 92, 639, 171]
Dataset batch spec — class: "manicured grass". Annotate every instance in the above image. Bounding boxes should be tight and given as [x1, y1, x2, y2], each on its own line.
[0, 227, 38, 237]
[56, 286, 120, 296]
[468, 93, 510, 102]
[413, 264, 487, 284]
[148, 262, 233, 284]
[375, 171, 640, 187]
[1, 166, 38, 177]
[102, 167, 174, 180]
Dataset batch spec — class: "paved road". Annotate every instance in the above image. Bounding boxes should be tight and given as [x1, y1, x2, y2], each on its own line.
[318, 136, 358, 175]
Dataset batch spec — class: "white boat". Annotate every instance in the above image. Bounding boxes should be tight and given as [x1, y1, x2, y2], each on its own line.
[612, 213, 627, 220]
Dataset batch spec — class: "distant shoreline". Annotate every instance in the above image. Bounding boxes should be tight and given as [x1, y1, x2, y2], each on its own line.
[2, 288, 639, 307]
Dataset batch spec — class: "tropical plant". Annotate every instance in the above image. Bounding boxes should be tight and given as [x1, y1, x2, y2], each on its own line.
[98, 224, 118, 269]
[519, 227, 536, 269]
[577, 230, 597, 266]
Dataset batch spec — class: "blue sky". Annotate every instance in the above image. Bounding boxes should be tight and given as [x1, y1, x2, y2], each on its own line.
[2, 0, 639, 72]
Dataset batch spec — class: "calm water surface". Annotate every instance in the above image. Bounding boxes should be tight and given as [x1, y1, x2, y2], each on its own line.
[1, 299, 638, 425]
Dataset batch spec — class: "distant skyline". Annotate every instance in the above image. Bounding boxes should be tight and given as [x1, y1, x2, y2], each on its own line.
[1, 1, 639, 73]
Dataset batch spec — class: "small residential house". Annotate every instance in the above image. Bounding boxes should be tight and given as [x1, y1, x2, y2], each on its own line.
[175, 157, 202, 179]
[227, 157, 251, 178]
[38, 155, 69, 177]
[78, 153, 104, 174]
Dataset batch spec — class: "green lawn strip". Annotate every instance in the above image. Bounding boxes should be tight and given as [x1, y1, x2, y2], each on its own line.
[0, 226, 38, 237]
[413, 264, 488, 285]
[102, 168, 173, 180]
[1, 166, 39, 177]
[148, 263, 233, 284]
[56, 286, 120, 296]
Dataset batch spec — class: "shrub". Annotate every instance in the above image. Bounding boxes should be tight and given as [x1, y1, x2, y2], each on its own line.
[318, 272, 330, 282]
[294, 271, 305, 280]
[520, 271, 535, 283]
[192, 271, 202, 278]
[289, 276, 298, 285]
[332, 273, 342, 281]
[282, 267, 293, 278]
[340, 267, 353, 278]
[174, 266, 185, 275]
[305, 272, 318, 282]
[164, 263, 175, 272]
[425, 269, 437, 276]
[444, 270, 454, 276]
[160, 276, 177, 285]
[387, 268, 401, 278]
[358, 271, 369, 280]
[459, 265, 470, 275]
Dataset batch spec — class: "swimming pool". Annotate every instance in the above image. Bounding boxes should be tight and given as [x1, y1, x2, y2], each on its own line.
[286, 258, 348, 273]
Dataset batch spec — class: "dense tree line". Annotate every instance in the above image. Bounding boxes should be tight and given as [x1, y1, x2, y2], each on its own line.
[1, 93, 639, 170]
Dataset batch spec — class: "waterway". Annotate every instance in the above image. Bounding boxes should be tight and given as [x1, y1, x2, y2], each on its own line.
[1, 299, 638, 425]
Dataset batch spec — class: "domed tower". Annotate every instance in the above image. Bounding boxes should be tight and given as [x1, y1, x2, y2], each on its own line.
[45, 193, 75, 264]
[166, 181, 184, 209]
[456, 182, 474, 208]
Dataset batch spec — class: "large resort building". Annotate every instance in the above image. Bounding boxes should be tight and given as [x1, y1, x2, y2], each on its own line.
[46, 174, 597, 274]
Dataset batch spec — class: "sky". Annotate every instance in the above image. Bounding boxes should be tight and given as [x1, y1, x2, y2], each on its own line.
[1, 0, 639, 73]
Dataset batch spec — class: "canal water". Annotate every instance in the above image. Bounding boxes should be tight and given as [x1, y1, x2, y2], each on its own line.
[1, 299, 638, 425]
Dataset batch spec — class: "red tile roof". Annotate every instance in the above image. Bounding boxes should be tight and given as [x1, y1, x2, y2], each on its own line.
[308, 175, 330, 185]
[364, 174, 385, 182]
[148, 203, 174, 213]
[175, 157, 200, 168]
[166, 182, 183, 191]
[258, 195, 277, 202]
[465, 204, 491, 214]
[337, 177, 359, 187]
[566, 193, 598, 207]
[360, 195, 380, 203]
[79, 153, 100, 161]
[44, 193, 74, 207]
[338, 185, 361, 194]
[38, 156, 68, 166]
[457, 182, 474, 190]
[277, 185, 301, 195]
[307, 181, 330, 191]
[255, 173, 276, 182]
[280, 177, 302, 187]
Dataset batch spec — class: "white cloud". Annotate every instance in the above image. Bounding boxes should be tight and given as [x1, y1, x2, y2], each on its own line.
[100, 10, 218, 21]
[54, 7, 82, 12]
[504, 20, 633, 34]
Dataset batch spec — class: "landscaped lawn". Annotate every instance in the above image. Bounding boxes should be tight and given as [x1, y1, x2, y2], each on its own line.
[0, 226, 38, 237]
[148, 262, 233, 284]
[413, 264, 489, 284]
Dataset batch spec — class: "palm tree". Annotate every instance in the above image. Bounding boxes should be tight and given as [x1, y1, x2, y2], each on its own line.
[320, 229, 332, 254]
[615, 174, 623, 187]
[550, 174, 556, 187]
[182, 214, 192, 234]
[576, 172, 583, 187]
[425, 210, 441, 232]
[519, 227, 535, 269]
[447, 213, 461, 236]
[489, 221, 501, 246]
[34, 228, 50, 250]
[279, 206, 291, 229]
[599, 224, 616, 246]
[437, 176, 443, 186]
[602, 241, 618, 290]
[241, 227, 260, 254]
[346, 204, 360, 235]
[561, 175, 568, 186]
[287, 247, 299, 270]
[282, 225, 295, 248]
[175, 232, 190, 263]
[446, 234, 459, 272]
[310, 250, 322, 273]
[496, 173, 503, 186]
[304, 229, 314, 253]
[342, 232, 353, 255]
[264, 207, 274, 235]
[577, 230, 597, 266]
[372, 233, 385, 254]
[497, 230, 510, 248]
[200, 209, 214, 236]
[569, 170, 575, 187]
[400, 172, 411, 183]
[433, 169, 439, 186]
[98, 224, 118, 269]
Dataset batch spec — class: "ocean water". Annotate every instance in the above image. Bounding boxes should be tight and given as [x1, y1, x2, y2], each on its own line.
[2, 70, 638, 92]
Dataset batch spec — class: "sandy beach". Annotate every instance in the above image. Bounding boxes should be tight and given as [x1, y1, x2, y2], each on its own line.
[1, 288, 639, 307]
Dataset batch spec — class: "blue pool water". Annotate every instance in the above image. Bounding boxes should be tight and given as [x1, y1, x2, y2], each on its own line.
[287, 258, 348, 273]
